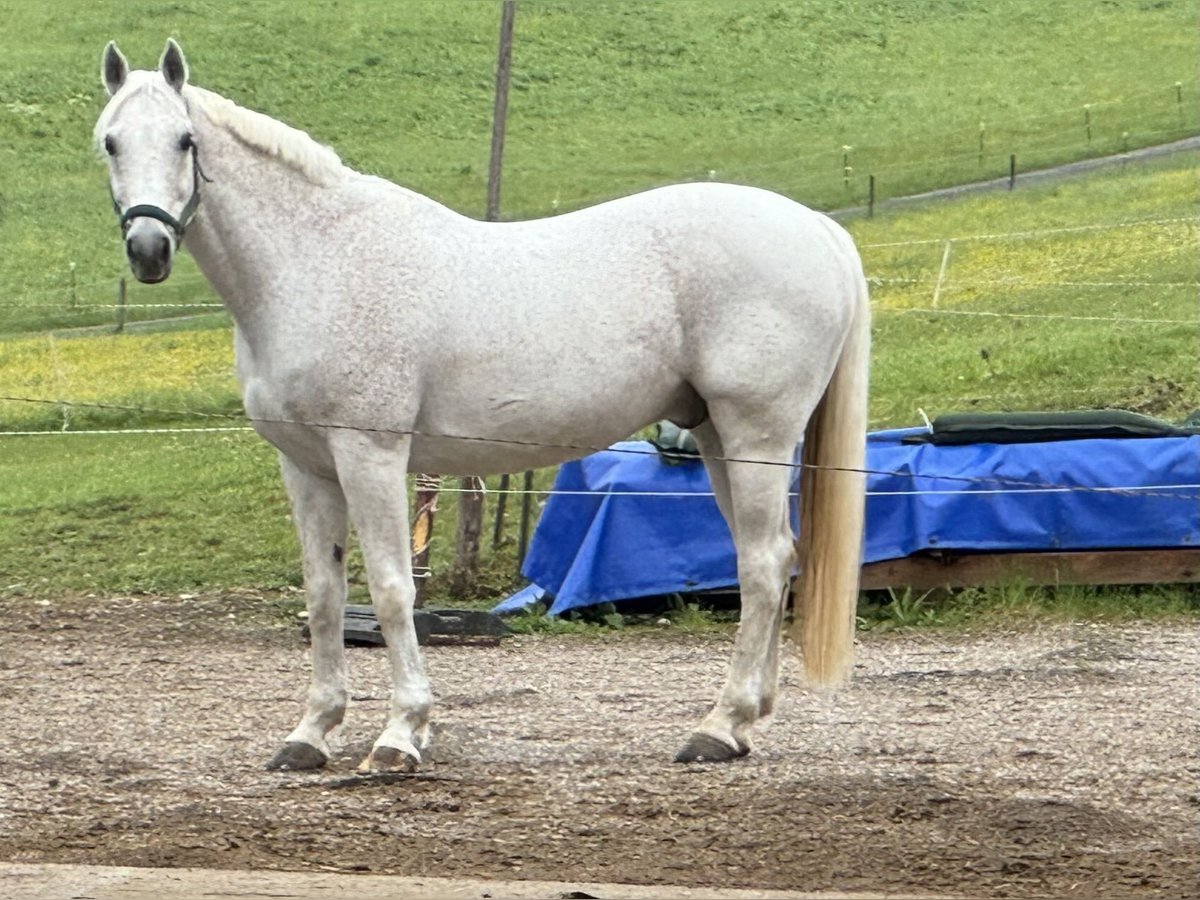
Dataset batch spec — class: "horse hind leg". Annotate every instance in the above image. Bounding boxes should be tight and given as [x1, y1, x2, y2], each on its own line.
[267, 457, 349, 771]
[675, 417, 800, 763]
[691, 419, 787, 722]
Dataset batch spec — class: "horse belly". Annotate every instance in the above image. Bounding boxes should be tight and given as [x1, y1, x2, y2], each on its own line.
[408, 370, 700, 476]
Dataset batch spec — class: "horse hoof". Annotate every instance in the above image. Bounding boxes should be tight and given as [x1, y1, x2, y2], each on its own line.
[266, 741, 328, 771]
[674, 732, 749, 764]
[363, 745, 419, 773]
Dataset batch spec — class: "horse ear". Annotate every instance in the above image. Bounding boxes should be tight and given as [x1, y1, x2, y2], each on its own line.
[159, 38, 189, 92]
[102, 41, 129, 97]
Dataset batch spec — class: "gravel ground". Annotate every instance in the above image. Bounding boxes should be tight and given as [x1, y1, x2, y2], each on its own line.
[0, 594, 1196, 899]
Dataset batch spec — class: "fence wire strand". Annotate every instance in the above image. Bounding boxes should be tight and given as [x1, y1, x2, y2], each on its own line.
[878, 307, 1196, 325]
[1, 394, 1197, 501]
[859, 216, 1197, 249]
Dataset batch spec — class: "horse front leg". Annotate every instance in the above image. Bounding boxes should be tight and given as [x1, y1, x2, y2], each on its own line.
[267, 456, 349, 771]
[332, 432, 432, 772]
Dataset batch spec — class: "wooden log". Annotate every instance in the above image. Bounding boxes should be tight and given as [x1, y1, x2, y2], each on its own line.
[859, 548, 1200, 591]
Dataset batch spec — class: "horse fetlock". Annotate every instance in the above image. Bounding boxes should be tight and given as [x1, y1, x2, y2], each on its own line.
[305, 687, 347, 730]
[692, 698, 758, 752]
[387, 688, 432, 730]
[758, 692, 776, 717]
[759, 664, 782, 717]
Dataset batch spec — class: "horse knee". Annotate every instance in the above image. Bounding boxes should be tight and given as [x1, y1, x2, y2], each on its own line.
[372, 579, 417, 627]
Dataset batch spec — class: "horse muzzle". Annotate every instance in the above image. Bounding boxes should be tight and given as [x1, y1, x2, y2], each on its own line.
[125, 219, 176, 284]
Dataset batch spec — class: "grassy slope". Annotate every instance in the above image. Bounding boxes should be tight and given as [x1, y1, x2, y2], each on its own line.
[0, 0, 1197, 333]
[0, 432, 297, 596]
[863, 152, 1200, 427]
[1, 151, 1195, 600]
[3, 152, 1195, 432]
[0, 1, 1196, 615]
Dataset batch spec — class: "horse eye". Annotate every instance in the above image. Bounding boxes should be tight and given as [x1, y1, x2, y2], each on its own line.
[178, 133, 194, 152]
[104, 135, 117, 156]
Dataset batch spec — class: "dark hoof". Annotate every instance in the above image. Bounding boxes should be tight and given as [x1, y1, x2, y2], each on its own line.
[266, 741, 328, 771]
[366, 745, 419, 773]
[674, 732, 749, 764]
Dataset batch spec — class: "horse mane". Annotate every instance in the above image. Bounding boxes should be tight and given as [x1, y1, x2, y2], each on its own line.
[184, 85, 348, 188]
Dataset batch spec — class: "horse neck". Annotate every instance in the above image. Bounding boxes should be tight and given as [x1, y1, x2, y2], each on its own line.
[182, 109, 337, 326]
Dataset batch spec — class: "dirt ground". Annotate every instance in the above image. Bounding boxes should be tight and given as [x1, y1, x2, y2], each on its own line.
[0, 595, 1196, 899]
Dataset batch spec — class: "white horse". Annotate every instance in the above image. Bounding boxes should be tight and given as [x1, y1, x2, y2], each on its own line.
[95, 40, 870, 771]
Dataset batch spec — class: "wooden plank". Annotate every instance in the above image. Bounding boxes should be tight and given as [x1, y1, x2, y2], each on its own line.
[859, 548, 1200, 591]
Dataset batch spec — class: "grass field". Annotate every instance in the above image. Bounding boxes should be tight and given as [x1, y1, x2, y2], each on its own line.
[3, 151, 1196, 432]
[1, 0, 1197, 334]
[862, 152, 1199, 427]
[1, 149, 1195, 610]
[1, 2, 1197, 623]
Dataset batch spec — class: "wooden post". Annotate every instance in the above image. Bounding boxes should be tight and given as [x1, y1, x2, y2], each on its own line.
[114, 276, 127, 333]
[867, 174, 875, 218]
[932, 240, 952, 309]
[488, 1, 518, 553]
[492, 473, 510, 548]
[1176, 82, 1185, 125]
[516, 469, 535, 570]
[450, 476, 486, 597]
[410, 473, 440, 607]
[1009, 153, 1016, 190]
[455, 0, 517, 592]
[1083, 104, 1092, 144]
[486, 0, 516, 223]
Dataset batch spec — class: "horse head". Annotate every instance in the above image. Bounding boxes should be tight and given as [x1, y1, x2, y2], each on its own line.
[96, 39, 206, 284]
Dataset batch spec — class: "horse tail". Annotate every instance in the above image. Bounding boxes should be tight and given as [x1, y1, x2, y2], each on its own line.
[792, 249, 870, 688]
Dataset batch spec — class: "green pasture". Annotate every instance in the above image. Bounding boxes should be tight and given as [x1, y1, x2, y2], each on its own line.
[0, 1, 1196, 623]
[861, 152, 1199, 427]
[3, 151, 1195, 433]
[1, 150, 1196, 616]
[1, 0, 1198, 333]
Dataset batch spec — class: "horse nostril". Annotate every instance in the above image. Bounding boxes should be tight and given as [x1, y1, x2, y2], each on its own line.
[126, 230, 172, 264]
[152, 231, 171, 263]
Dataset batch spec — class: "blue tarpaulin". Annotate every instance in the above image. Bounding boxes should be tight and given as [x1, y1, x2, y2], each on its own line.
[495, 428, 1200, 616]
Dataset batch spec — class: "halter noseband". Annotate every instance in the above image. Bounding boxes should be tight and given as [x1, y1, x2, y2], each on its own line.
[112, 143, 211, 242]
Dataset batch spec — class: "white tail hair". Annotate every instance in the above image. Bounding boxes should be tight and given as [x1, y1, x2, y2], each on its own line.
[792, 264, 870, 687]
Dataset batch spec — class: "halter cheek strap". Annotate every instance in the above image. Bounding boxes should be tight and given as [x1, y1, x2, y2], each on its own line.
[111, 144, 211, 242]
